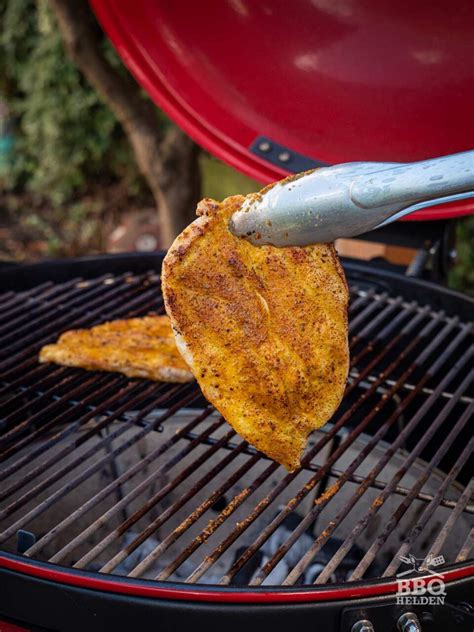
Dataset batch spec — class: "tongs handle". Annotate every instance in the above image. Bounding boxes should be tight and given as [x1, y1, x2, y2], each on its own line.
[229, 151, 474, 246]
[351, 151, 474, 210]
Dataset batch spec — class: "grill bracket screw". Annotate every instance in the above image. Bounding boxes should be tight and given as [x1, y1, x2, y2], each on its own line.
[398, 612, 422, 632]
[351, 620, 375, 632]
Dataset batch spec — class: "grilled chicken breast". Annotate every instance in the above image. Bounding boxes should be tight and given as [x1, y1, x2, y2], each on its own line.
[39, 315, 193, 383]
[162, 195, 349, 471]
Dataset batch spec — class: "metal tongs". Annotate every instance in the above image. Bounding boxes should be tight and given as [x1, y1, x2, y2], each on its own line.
[229, 151, 474, 246]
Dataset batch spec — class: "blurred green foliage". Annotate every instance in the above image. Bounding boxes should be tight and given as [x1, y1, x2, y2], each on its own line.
[201, 154, 259, 200]
[0, 0, 145, 204]
[449, 216, 474, 295]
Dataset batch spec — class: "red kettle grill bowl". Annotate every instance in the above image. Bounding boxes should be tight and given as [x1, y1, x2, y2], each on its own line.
[91, 0, 474, 221]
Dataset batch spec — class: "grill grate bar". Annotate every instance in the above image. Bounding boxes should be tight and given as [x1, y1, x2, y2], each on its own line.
[0, 274, 115, 343]
[347, 289, 425, 335]
[310, 379, 473, 584]
[0, 279, 80, 324]
[148, 298, 434, 579]
[0, 274, 163, 371]
[0, 384, 192, 543]
[351, 304, 433, 369]
[456, 528, 474, 562]
[96, 428, 246, 575]
[0, 360, 68, 397]
[0, 365, 77, 413]
[0, 281, 54, 314]
[346, 288, 377, 320]
[349, 408, 473, 579]
[254, 340, 471, 585]
[349, 299, 419, 362]
[0, 356, 62, 388]
[345, 287, 366, 312]
[182, 430, 474, 514]
[0, 376, 141, 464]
[127, 450, 262, 578]
[93, 425, 238, 573]
[0, 377, 129, 478]
[158, 461, 280, 581]
[218, 312, 454, 585]
[425, 477, 474, 561]
[355, 290, 439, 316]
[352, 296, 403, 339]
[0, 362, 56, 397]
[348, 292, 389, 332]
[42, 408, 219, 564]
[0, 274, 135, 353]
[349, 369, 474, 404]
[357, 300, 418, 343]
[383, 439, 473, 577]
[0, 378, 137, 492]
[0, 371, 114, 450]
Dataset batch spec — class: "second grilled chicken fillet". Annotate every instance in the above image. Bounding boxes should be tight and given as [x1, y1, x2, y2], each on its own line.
[162, 195, 349, 471]
[39, 315, 193, 383]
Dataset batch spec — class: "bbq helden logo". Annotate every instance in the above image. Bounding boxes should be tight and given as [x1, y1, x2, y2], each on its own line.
[396, 554, 446, 605]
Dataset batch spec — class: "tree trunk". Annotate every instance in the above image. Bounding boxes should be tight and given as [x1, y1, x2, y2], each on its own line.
[49, 0, 200, 247]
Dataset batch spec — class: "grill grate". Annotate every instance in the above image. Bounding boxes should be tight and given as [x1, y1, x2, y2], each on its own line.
[0, 270, 472, 587]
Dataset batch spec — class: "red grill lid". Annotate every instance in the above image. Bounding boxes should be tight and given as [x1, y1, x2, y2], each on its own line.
[91, 0, 474, 220]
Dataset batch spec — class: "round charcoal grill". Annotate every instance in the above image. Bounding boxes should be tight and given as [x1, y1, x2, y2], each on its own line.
[0, 254, 472, 631]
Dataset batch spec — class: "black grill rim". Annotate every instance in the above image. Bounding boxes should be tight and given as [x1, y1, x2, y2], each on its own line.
[0, 551, 472, 601]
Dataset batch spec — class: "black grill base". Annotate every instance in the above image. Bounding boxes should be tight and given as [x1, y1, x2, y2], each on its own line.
[1, 561, 473, 632]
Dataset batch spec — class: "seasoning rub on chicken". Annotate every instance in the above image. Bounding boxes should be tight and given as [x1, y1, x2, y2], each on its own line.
[39, 315, 193, 383]
[162, 195, 349, 471]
